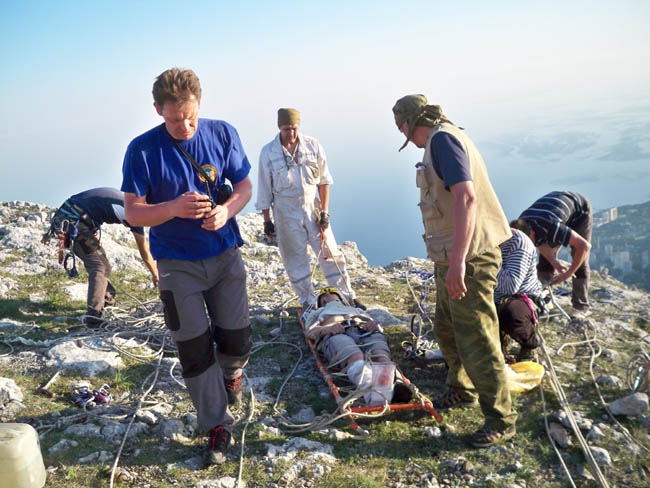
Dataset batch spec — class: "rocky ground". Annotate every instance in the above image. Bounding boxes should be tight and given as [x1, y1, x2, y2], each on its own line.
[0, 200, 649, 488]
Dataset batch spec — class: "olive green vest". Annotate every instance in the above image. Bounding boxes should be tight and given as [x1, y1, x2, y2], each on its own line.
[416, 123, 510, 264]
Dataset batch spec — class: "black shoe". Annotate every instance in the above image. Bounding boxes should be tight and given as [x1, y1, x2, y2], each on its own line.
[391, 381, 413, 403]
[83, 309, 104, 329]
[224, 375, 244, 405]
[206, 425, 231, 464]
[467, 424, 516, 448]
[433, 389, 478, 410]
[352, 298, 367, 310]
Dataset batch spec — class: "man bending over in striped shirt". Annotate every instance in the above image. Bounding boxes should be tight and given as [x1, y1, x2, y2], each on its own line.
[511, 191, 592, 316]
[495, 228, 543, 362]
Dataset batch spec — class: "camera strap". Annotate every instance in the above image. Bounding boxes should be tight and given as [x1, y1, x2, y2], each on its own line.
[171, 137, 218, 189]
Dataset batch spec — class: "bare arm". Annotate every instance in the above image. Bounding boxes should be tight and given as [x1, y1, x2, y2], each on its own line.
[132, 232, 158, 286]
[124, 191, 213, 227]
[318, 184, 330, 212]
[305, 322, 345, 341]
[551, 231, 591, 285]
[446, 180, 477, 300]
[537, 243, 564, 273]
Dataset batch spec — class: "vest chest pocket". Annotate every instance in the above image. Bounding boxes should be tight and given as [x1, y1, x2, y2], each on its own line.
[415, 162, 435, 189]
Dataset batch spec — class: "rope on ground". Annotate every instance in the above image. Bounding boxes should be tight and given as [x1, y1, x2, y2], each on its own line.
[581, 322, 650, 456]
[108, 335, 167, 488]
[537, 323, 611, 488]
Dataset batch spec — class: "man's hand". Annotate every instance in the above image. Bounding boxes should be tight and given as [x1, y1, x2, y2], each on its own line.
[264, 220, 276, 237]
[323, 323, 345, 336]
[362, 321, 381, 333]
[318, 211, 330, 230]
[446, 259, 467, 300]
[201, 204, 230, 231]
[173, 191, 213, 220]
[551, 270, 573, 285]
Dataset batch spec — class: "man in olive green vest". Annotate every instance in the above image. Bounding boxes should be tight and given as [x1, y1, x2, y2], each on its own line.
[392, 94, 517, 448]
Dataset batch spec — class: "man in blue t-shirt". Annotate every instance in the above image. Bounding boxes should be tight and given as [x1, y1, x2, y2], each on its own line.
[49, 187, 158, 325]
[121, 68, 253, 465]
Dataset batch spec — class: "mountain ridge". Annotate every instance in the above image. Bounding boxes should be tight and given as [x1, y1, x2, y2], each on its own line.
[1, 199, 649, 488]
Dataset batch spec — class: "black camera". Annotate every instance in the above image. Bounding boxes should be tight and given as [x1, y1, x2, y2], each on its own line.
[215, 183, 233, 205]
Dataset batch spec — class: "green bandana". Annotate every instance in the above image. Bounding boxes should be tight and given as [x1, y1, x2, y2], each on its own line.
[392, 94, 454, 151]
[278, 108, 301, 127]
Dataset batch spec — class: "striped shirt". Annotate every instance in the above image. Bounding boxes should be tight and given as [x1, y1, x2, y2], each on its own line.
[495, 229, 543, 303]
[518, 191, 589, 247]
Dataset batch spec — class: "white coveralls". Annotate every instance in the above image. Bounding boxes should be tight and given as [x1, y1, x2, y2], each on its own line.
[256, 132, 355, 304]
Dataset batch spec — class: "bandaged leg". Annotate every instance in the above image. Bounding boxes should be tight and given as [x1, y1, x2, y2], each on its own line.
[347, 359, 373, 404]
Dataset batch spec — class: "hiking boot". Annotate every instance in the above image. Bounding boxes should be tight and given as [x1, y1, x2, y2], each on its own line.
[433, 389, 478, 410]
[391, 381, 414, 404]
[571, 309, 591, 320]
[206, 425, 231, 464]
[467, 424, 516, 448]
[516, 347, 536, 362]
[224, 375, 244, 405]
[83, 309, 104, 328]
[352, 298, 367, 311]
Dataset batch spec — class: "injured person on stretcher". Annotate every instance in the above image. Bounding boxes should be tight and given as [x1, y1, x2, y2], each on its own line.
[303, 287, 413, 406]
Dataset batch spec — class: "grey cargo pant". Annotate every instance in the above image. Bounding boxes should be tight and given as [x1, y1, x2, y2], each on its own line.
[158, 247, 251, 432]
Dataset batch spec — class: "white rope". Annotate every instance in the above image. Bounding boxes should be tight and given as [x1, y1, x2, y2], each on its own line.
[536, 302, 610, 488]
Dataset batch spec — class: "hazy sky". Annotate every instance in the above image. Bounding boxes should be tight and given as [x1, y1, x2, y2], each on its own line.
[1, 1, 649, 265]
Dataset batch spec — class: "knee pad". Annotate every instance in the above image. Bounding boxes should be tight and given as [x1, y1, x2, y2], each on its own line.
[176, 329, 215, 378]
[213, 325, 252, 357]
[160, 290, 180, 331]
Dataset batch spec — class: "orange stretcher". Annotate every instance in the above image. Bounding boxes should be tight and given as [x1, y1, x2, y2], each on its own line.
[299, 309, 443, 435]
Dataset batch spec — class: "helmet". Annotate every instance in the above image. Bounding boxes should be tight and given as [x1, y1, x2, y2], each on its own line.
[316, 286, 343, 308]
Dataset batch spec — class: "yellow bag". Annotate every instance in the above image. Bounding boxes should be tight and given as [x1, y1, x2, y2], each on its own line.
[506, 361, 545, 393]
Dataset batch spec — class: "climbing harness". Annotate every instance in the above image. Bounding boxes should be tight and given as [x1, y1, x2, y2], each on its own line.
[42, 200, 100, 277]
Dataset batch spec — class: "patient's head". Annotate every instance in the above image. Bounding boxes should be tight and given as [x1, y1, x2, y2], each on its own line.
[316, 286, 343, 308]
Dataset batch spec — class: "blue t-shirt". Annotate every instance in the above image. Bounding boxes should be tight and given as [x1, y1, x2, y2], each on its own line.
[430, 132, 472, 190]
[69, 187, 144, 235]
[121, 119, 251, 260]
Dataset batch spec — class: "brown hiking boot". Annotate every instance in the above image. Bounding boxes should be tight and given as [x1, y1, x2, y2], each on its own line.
[467, 424, 516, 448]
[433, 389, 478, 410]
[206, 425, 231, 464]
[224, 375, 244, 405]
